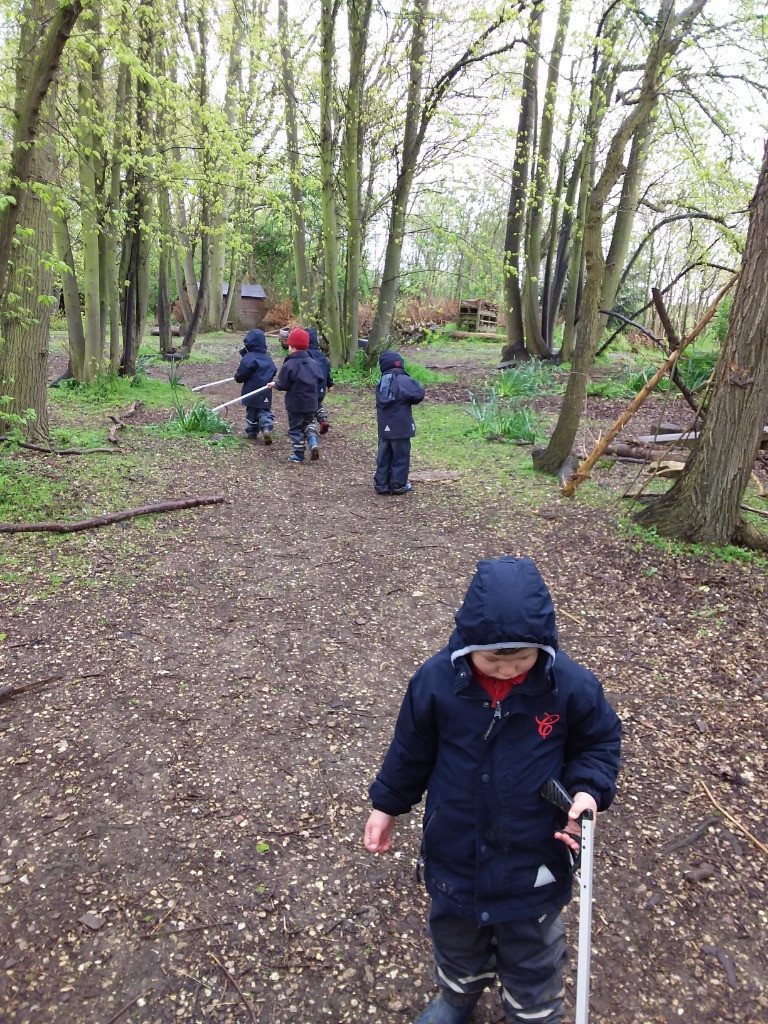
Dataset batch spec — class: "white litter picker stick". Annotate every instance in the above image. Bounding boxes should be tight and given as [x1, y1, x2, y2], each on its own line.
[211, 385, 271, 412]
[191, 376, 235, 392]
[540, 779, 595, 1024]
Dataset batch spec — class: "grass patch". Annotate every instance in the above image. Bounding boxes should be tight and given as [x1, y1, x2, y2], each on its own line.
[51, 371, 179, 412]
[494, 362, 567, 398]
[331, 351, 455, 388]
[467, 389, 541, 443]
[623, 520, 768, 566]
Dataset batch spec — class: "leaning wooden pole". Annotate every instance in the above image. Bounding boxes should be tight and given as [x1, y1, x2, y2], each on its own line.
[561, 275, 738, 498]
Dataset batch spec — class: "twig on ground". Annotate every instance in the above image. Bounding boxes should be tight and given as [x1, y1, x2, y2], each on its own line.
[559, 608, 586, 626]
[700, 781, 768, 856]
[103, 990, 151, 1024]
[0, 495, 225, 534]
[0, 675, 63, 703]
[661, 816, 721, 853]
[210, 952, 259, 1024]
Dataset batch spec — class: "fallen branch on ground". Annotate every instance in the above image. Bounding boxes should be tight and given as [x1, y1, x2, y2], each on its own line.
[0, 496, 225, 534]
[0, 435, 117, 455]
[0, 675, 63, 703]
[108, 399, 143, 444]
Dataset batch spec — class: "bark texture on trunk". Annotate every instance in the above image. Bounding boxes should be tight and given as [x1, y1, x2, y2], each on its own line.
[635, 141, 768, 548]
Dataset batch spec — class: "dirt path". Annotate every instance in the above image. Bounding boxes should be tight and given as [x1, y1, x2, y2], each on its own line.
[1, 339, 766, 1024]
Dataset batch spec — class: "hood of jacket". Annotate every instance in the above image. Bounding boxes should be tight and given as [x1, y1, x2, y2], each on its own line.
[379, 349, 404, 373]
[242, 329, 267, 354]
[450, 556, 558, 668]
[305, 327, 319, 350]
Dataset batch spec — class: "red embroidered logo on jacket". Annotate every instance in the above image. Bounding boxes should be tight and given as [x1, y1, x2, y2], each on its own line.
[536, 712, 560, 738]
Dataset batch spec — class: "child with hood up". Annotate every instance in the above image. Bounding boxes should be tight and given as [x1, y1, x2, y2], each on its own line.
[374, 349, 425, 495]
[364, 555, 621, 1024]
[233, 329, 277, 444]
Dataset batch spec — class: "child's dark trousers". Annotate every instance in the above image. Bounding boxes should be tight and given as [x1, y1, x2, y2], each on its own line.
[245, 407, 275, 437]
[287, 410, 318, 458]
[374, 438, 411, 493]
[428, 906, 567, 1023]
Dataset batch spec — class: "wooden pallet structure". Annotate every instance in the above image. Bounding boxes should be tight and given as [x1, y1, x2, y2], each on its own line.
[458, 298, 499, 333]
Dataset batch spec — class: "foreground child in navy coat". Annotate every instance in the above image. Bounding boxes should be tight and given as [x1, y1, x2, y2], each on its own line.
[305, 327, 334, 433]
[374, 349, 425, 494]
[270, 328, 325, 462]
[364, 556, 621, 1024]
[233, 329, 276, 443]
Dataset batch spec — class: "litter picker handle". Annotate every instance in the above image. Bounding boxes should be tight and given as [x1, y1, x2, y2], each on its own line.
[540, 778, 574, 815]
[540, 778, 594, 1024]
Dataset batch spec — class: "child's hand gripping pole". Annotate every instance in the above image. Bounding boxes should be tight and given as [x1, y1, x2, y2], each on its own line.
[540, 778, 595, 1024]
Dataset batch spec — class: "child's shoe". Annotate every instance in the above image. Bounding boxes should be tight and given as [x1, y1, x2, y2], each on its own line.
[412, 994, 477, 1024]
[263, 432, 273, 445]
[308, 435, 320, 461]
[318, 420, 330, 435]
[288, 453, 304, 463]
[391, 482, 413, 494]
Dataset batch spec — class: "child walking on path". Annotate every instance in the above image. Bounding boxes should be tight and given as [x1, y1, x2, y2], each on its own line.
[364, 555, 621, 1024]
[374, 349, 425, 495]
[270, 328, 325, 463]
[233, 329, 276, 443]
[306, 327, 334, 434]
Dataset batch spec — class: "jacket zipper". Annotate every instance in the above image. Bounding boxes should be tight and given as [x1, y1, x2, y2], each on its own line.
[483, 701, 502, 741]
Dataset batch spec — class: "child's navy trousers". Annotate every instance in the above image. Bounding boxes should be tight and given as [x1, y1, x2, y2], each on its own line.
[428, 906, 567, 1023]
[374, 438, 411, 493]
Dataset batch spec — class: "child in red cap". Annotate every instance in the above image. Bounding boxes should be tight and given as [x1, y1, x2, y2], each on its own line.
[270, 329, 325, 462]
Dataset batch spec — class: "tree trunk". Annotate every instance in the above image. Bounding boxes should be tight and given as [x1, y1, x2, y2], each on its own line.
[0, 103, 57, 443]
[635, 141, 768, 548]
[523, 0, 570, 360]
[78, 67, 103, 382]
[343, 0, 373, 364]
[367, 0, 428, 361]
[52, 210, 85, 380]
[278, 0, 312, 320]
[0, 0, 82, 304]
[535, 0, 707, 474]
[501, 2, 543, 363]
[319, 0, 343, 365]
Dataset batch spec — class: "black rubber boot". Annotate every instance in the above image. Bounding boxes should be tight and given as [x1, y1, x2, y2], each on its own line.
[412, 993, 478, 1024]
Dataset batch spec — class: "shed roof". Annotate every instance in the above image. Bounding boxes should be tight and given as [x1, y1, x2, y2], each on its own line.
[223, 283, 266, 299]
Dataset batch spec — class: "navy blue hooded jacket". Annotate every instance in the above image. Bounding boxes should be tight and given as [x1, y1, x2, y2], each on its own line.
[375, 350, 425, 439]
[234, 330, 276, 409]
[275, 349, 325, 413]
[369, 556, 621, 925]
[306, 328, 334, 402]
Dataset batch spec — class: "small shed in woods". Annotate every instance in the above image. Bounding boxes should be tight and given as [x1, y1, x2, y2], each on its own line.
[225, 283, 267, 330]
[173, 283, 267, 330]
[458, 298, 499, 332]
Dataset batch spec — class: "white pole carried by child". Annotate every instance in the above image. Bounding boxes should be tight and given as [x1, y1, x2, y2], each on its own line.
[211, 385, 271, 412]
[191, 376, 234, 392]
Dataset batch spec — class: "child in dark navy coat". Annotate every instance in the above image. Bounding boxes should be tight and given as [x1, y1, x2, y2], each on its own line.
[364, 556, 621, 1024]
[233, 329, 277, 443]
[374, 349, 425, 494]
[305, 327, 334, 434]
[270, 328, 325, 462]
